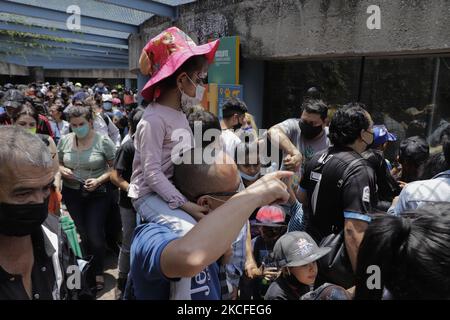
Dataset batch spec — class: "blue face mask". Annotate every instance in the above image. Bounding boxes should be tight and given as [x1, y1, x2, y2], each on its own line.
[240, 171, 261, 182]
[72, 123, 90, 139]
[103, 102, 112, 111]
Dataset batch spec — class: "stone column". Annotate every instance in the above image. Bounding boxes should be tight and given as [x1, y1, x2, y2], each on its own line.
[29, 66, 45, 83]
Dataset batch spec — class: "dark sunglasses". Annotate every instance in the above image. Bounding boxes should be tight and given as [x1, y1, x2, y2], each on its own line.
[194, 191, 239, 203]
[202, 191, 239, 198]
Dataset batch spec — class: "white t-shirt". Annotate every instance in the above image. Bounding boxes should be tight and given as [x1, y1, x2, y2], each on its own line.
[93, 113, 121, 148]
[221, 129, 242, 159]
[50, 120, 70, 141]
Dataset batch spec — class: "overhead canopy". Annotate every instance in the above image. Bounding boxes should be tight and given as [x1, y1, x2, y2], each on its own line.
[0, 0, 196, 69]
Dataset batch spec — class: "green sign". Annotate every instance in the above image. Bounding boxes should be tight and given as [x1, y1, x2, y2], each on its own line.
[208, 36, 240, 85]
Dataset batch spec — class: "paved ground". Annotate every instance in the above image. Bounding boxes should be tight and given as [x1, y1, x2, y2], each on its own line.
[97, 250, 119, 300]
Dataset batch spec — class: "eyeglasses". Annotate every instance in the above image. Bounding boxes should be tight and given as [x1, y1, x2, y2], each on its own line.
[200, 191, 239, 203]
[203, 191, 239, 197]
[193, 72, 208, 85]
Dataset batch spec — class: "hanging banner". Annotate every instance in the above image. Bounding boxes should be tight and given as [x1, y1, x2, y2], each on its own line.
[208, 36, 240, 85]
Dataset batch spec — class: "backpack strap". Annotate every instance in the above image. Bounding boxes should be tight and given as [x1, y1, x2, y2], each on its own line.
[337, 157, 366, 189]
[310, 151, 333, 215]
[42, 225, 63, 300]
[103, 114, 110, 126]
[310, 153, 365, 215]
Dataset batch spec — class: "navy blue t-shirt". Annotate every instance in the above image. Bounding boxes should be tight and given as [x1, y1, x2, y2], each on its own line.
[125, 223, 221, 300]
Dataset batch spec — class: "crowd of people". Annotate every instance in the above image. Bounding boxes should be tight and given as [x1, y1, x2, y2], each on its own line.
[0, 26, 449, 301]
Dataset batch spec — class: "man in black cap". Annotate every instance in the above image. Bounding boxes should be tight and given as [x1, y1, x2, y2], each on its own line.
[0, 89, 24, 125]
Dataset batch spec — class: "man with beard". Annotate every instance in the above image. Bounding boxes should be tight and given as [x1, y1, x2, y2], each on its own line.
[268, 99, 330, 174]
[299, 104, 378, 281]
[220, 98, 248, 159]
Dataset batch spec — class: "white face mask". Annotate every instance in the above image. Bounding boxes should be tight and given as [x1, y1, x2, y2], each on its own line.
[239, 170, 261, 182]
[179, 75, 206, 113]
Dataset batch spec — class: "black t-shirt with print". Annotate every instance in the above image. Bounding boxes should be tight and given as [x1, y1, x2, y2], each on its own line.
[300, 146, 378, 241]
[250, 236, 277, 300]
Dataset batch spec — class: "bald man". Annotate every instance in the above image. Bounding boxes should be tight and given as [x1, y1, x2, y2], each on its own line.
[125, 149, 292, 300]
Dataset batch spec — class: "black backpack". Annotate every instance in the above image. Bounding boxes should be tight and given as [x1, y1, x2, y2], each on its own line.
[308, 151, 366, 289]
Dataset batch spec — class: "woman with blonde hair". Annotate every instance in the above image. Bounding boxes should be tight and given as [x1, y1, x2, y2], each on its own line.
[239, 112, 259, 142]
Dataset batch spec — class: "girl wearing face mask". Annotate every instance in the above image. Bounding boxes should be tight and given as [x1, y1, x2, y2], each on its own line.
[11, 104, 62, 217]
[57, 106, 116, 291]
[11, 104, 58, 169]
[235, 141, 268, 189]
[128, 27, 220, 227]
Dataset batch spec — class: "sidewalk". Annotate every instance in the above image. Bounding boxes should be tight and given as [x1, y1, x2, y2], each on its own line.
[97, 250, 119, 300]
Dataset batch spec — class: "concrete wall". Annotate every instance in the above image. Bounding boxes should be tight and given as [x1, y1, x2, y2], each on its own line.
[130, 0, 450, 69]
[129, 0, 450, 128]
[0, 62, 29, 76]
[45, 69, 137, 79]
[1, 62, 137, 80]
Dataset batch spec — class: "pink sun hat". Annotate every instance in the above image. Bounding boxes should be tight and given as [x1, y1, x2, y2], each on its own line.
[112, 98, 121, 105]
[139, 27, 220, 102]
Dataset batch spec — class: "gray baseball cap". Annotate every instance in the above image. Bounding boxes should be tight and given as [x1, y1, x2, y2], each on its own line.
[272, 231, 331, 268]
[2, 89, 24, 109]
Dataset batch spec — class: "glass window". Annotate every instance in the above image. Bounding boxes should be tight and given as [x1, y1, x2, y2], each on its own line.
[263, 59, 361, 128]
[263, 55, 450, 161]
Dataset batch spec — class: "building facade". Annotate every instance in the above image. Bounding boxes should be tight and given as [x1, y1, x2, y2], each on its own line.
[130, 0, 450, 156]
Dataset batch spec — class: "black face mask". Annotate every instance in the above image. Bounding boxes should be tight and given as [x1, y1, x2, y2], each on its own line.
[233, 122, 242, 131]
[0, 198, 49, 237]
[299, 120, 323, 140]
[362, 130, 375, 151]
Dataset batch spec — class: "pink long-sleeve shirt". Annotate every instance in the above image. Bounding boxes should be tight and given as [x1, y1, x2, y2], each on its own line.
[128, 103, 193, 209]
